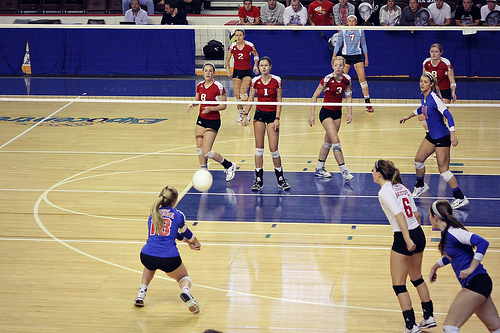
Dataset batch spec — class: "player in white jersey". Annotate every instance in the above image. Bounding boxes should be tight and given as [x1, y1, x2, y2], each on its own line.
[428, 200, 500, 333]
[373, 159, 436, 333]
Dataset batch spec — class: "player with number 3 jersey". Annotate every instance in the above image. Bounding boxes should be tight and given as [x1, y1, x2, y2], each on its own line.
[373, 159, 436, 333]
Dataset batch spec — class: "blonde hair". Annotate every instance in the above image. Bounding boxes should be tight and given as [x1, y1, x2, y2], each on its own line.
[332, 55, 346, 67]
[151, 186, 178, 235]
[422, 71, 442, 99]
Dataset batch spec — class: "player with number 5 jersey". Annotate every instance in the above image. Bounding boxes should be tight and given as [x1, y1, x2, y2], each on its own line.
[373, 159, 436, 333]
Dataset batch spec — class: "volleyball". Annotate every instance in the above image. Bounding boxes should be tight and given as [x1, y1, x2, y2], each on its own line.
[192, 169, 213, 192]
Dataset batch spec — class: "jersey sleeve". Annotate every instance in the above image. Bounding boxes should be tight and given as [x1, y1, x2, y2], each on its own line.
[177, 210, 195, 241]
[470, 233, 489, 261]
[333, 31, 343, 54]
[360, 31, 368, 54]
[378, 187, 402, 216]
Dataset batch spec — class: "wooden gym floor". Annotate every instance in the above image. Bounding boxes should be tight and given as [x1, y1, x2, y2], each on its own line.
[0, 96, 499, 332]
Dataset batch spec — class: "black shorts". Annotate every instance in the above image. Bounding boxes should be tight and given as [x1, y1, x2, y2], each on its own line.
[232, 68, 253, 80]
[319, 107, 342, 123]
[140, 252, 182, 273]
[196, 115, 221, 132]
[342, 54, 363, 65]
[392, 226, 426, 256]
[254, 109, 277, 124]
[425, 132, 451, 148]
[465, 273, 492, 298]
[440, 88, 452, 101]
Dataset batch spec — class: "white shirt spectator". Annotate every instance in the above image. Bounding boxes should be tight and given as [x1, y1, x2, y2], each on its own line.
[481, 2, 500, 21]
[283, 1, 308, 25]
[428, 1, 451, 25]
[379, 3, 402, 25]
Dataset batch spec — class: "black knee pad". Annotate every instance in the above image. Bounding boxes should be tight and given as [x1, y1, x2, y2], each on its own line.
[393, 285, 407, 296]
[411, 277, 425, 288]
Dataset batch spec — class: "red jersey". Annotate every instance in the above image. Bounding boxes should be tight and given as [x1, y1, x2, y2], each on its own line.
[196, 80, 226, 120]
[423, 57, 453, 90]
[320, 73, 351, 111]
[251, 75, 283, 112]
[307, 0, 334, 25]
[228, 41, 256, 71]
[238, 6, 261, 24]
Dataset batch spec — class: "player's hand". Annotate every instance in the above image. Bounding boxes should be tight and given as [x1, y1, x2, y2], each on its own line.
[450, 132, 458, 147]
[187, 104, 193, 113]
[452, 93, 457, 102]
[241, 115, 248, 127]
[399, 116, 410, 124]
[273, 118, 280, 131]
[365, 59, 369, 67]
[226, 68, 231, 77]
[201, 106, 211, 114]
[429, 267, 438, 282]
[188, 238, 201, 250]
[308, 115, 315, 127]
[406, 239, 416, 252]
[346, 113, 352, 124]
[253, 66, 259, 75]
[459, 267, 474, 279]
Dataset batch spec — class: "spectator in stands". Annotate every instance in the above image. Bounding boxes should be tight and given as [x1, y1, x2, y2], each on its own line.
[308, 0, 334, 25]
[161, 1, 188, 24]
[261, 0, 286, 25]
[481, 0, 500, 24]
[239, 0, 261, 25]
[428, 0, 451, 25]
[379, 0, 402, 25]
[356, 0, 381, 25]
[283, 0, 308, 25]
[124, 0, 149, 24]
[415, 7, 431, 25]
[455, 0, 481, 25]
[333, 0, 356, 25]
[177, 0, 203, 14]
[122, 0, 153, 15]
[485, 9, 500, 25]
[418, 0, 435, 5]
[399, 0, 421, 25]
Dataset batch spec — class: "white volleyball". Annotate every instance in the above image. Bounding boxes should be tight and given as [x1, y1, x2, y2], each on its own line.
[192, 169, 213, 191]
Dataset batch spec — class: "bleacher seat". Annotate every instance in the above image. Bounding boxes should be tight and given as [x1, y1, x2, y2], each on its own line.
[40, 0, 62, 12]
[86, 0, 105, 11]
[19, 0, 40, 12]
[63, 0, 85, 11]
[106, 0, 121, 13]
[0, 0, 19, 13]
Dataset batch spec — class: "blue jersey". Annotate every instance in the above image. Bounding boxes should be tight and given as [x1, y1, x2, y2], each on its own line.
[415, 91, 455, 140]
[334, 29, 367, 56]
[439, 227, 489, 287]
[141, 206, 194, 258]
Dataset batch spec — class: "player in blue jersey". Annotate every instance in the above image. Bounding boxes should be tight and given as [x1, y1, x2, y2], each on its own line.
[399, 72, 468, 209]
[373, 159, 436, 333]
[332, 15, 374, 113]
[133, 185, 201, 314]
[428, 200, 500, 333]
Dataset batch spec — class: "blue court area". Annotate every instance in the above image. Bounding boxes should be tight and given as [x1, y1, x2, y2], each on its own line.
[177, 171, 500, 228]
[1, 76, 500, 100]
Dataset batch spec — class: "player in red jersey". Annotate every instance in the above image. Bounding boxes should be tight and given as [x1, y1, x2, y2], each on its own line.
[238, 0, 261, 25]
[187, 63, 237, 182]
[241, 56, 291, 191]
[419, 43, 457, 130]
[309, 56, 354, 182]
[225, 29, 260, 123]
[307, 0, 334, 25]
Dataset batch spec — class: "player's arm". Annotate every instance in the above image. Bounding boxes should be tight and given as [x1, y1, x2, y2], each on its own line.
[251, 49, 260, 74]
[448, 68, 457, 102]
[345, 84, 353, 124]
[442, 108, 458, 146]
[399, 108, 420, 123]
[187, 92, 200, 112]
[202, 93, 227, 114]
[309, 84, 324, 126]
[225, 50, 233, 77]
[273, 87, 283, 131]
[395, 212, 416, 252]
[242, 87, 256, 127]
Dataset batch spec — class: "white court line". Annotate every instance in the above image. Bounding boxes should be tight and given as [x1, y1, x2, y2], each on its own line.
[0, 94, 86, 150]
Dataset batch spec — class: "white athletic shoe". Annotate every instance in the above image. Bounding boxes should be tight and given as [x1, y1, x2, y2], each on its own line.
[225, 162, 236, 182]
[418, 316, 437, 329]
[342, 170, 354, 182]
[314, 167, 331, 178]
[236, 108, 245, 123]
[451, 197, 469, 209]
[412, 183, 430, 198]
[404, 325, 421, 333]
[180, 288, 200, 314]
[134, 289, 147, 307]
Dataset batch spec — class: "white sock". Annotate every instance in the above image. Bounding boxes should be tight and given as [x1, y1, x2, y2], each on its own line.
[339, 164, 348, 173]
[316, 161, 325, 169]
[139, 284, 148, 292]
[443, 326, 460, 333]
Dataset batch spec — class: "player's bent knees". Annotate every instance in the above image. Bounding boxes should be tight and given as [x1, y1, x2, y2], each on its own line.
[204, 150, 215, 159]
[440, 170, 454, 183]
[414, 161, 425, 169]
[410, 277, 425, 288]
[392, 285, 408, 296]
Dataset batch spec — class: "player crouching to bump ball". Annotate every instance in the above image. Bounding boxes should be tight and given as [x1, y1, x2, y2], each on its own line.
[187, 62, 237, 182]
[428, 200, 500, 333]
[309, 55, 354, 182]
[372, 159, 436, 333]
[134, 185, 201, 314]
[241, 56, 290, 191]
[400, 72, 468, 209]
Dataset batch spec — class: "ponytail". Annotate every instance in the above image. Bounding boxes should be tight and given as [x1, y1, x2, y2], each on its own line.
[150, 186, 178, 235]
[375, 159, 405, 186]
[430, 200, 467, 255]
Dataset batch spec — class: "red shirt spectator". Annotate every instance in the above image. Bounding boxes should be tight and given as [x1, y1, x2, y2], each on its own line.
[239, 0, 261, 25]
[308, 0, 334, 25]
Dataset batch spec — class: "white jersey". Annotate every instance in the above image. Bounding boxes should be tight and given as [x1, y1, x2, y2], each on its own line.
[378, 182, 420, 232]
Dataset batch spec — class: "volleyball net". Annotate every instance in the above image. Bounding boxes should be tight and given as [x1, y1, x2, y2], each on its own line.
[0, 24, 499, 109]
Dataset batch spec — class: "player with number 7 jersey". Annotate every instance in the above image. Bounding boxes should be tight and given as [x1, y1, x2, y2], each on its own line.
[373, 159, 436, 333]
